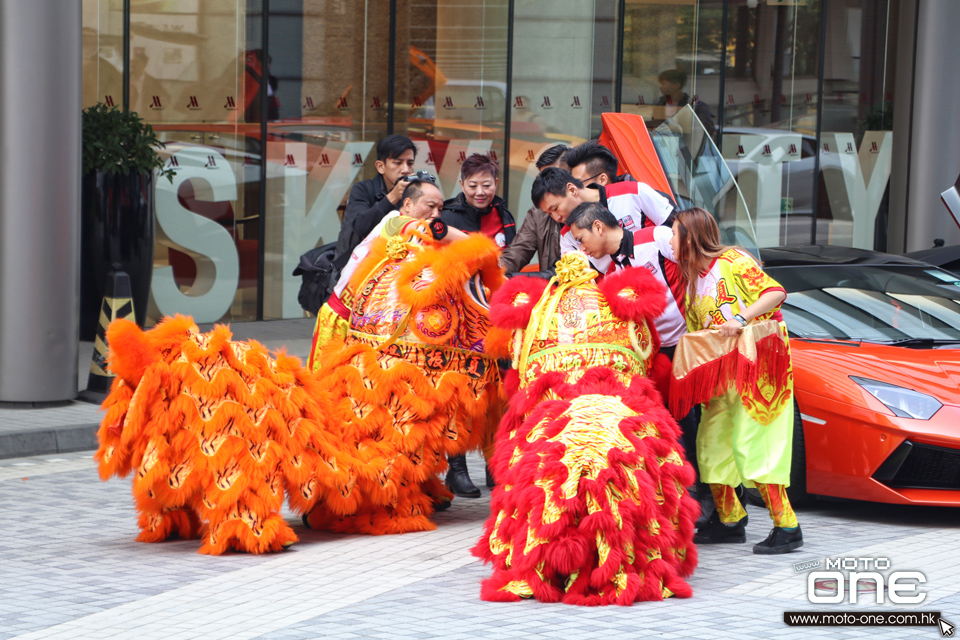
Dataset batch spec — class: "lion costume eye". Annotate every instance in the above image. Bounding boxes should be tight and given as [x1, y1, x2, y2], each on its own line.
[410, 302, 458, 344]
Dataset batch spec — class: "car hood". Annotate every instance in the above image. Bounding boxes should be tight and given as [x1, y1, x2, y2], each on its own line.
[791, 339, 960, 405]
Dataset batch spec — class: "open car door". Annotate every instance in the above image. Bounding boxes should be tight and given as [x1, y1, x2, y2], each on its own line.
[599, 112, 675, 204]
[600, 108, 759, 259]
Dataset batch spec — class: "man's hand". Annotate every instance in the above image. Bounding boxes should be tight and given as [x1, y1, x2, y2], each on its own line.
[386, 177, 408, 206]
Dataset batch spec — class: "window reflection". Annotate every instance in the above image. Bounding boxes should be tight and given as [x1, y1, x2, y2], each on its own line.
[78, 0, 903, 326]
[396, 0, 508, 211]
[650, 106, 758, 257]
[506, 1, 615, 221]
[773, 266, 960, 342]
[125, 0, 263, 324]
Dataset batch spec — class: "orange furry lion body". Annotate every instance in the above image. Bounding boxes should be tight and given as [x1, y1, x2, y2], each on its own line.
[96, 231, 505, 553]
[95, 316, 359, 554]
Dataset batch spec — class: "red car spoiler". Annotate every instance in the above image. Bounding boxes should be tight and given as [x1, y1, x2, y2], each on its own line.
[599, 112, 676, 206]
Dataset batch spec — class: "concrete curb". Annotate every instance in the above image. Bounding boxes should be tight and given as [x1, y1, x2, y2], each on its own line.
[0, 424, 99, 460]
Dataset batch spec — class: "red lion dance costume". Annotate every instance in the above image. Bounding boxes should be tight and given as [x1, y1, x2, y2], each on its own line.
[472, 253, 699, 605]
[95, 220, 504, 553]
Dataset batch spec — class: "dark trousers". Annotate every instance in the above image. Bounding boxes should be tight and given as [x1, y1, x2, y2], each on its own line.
[659, 344, 700, 474]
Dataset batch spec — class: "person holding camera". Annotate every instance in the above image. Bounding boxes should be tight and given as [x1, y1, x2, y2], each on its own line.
[335, 135, 418, 262]
[308, 174, 461, 369]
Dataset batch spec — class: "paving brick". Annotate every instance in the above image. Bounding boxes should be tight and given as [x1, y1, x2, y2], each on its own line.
[1, 318, 958, 639]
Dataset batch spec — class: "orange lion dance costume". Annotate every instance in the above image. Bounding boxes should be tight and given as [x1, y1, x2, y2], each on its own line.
[94, 316, 359, 555]
[304, 224, 505, 534]
[95, 222, 506, 553]
[472, 253, 698, 605]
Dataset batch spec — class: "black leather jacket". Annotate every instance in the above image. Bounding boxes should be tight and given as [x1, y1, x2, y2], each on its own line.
[440, 193, 516, 246]
[334, 174, 396, 262]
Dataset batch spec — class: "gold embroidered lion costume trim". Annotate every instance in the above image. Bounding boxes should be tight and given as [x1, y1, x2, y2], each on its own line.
[305, 230, 505, 534]
[95, 315, 360, 555]
[473, 258, 699, 605]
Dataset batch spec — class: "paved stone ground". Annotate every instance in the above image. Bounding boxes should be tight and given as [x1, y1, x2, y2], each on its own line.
[1, 317, 958, 638]
[1, 449, 958, 640]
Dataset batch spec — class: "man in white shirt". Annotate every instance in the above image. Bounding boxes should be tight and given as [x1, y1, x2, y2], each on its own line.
[531, 168, 675, 273]
[566, 202, 685, 350]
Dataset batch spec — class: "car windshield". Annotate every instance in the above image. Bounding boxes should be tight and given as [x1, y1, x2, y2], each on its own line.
[768, 265, 960, 343]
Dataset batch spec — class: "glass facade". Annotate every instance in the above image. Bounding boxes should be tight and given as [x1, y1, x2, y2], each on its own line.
[81, 0, 899, 326]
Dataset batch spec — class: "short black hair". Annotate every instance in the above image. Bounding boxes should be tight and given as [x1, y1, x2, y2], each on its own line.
[401, 179, 440, 204]
[531, 168, 583, 208]
[460, 153, 500, 181]
[535, 144, 568, 170]
[566, 202, 618, 230]
[563, 140, 618, 183]
[658, 68, 687, 87]
[376, 134, 417, 162]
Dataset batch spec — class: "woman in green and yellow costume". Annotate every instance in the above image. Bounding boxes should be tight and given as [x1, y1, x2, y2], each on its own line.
[669, 207, 802, 555]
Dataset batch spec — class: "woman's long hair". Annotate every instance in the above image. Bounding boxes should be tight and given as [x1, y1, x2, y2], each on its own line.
[673, 208, 732, 304]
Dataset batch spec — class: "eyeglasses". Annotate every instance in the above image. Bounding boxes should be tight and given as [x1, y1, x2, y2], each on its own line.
[581, 172, 604, 184]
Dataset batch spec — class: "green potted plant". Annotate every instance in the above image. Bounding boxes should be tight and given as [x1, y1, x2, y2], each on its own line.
[80, 103, 175, 340]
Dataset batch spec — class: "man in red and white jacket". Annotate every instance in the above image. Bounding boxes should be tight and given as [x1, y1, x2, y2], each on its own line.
[565, 201, 714, 524]
[566, 201, 685, 350]
[530, 167, 675, 273]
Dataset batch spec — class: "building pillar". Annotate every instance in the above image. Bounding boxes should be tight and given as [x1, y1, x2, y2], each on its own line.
[0, 0, 82, 402]
[889, 0, 960, 252]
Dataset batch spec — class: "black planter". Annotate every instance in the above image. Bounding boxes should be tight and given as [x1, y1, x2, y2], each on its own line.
[80, 171, 155, 341]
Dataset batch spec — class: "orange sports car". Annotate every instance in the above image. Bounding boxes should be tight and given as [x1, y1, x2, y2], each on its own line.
[608, 109, 960, 507]
[765, 245, 960, 506]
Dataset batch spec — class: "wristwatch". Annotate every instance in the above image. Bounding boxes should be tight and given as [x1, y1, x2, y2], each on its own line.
[429, 218, 448, 241]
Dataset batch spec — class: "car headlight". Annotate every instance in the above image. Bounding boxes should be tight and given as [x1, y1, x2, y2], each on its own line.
[850, 376, 942, 420]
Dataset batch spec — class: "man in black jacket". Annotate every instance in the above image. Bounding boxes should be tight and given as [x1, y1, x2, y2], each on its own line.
[440, 153, 515, 499]
[499, 144, 566, 275]
[334, 135, 417, 261]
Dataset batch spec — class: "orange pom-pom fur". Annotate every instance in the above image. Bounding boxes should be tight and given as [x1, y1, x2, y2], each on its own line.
[95, 317, 362, 554]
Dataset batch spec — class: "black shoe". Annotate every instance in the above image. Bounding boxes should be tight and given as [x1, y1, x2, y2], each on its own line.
[485, 464, 496, 488]
[433, 499, 451, 512]
[446, 455, 481, 498]
[694, 511, 747, 544]
[301, 512, 311, 529]
[753, 525, 803, 554]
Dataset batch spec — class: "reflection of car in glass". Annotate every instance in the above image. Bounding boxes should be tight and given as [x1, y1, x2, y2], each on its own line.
[720, 127, 824, 246]
[763, 245, 960, 506]
[644, 107, 759, 253]
[720, 126, 895, 250]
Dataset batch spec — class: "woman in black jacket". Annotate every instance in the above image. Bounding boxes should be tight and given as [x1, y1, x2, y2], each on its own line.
[441, 153, 515, 249]
[440, 153, 515, 499]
